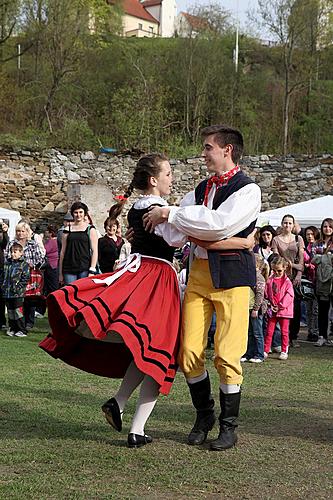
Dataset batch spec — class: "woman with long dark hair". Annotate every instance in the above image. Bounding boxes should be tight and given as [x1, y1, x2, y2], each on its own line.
[254, 225, 276, 263]
[312, 218, 333, 347]
[303, 225, 320, 342]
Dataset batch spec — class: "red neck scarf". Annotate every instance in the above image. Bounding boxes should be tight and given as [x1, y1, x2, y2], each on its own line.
[203, 165, 240, 206]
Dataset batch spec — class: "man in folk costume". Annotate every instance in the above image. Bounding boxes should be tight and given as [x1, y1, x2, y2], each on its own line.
[143, 125, 261, 450]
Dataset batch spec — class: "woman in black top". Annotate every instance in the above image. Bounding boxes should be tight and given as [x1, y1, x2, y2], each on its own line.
[98, 218, 124, 273]
[59, 202, 98, 285]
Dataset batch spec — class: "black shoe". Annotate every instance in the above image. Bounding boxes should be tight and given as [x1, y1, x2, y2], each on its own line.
[101, 397, 122, 432]
[210, 426, 238, 451]
[127, 433, 153, 448]
[188, 411, 216, 445]
[307, 334, 318, 342]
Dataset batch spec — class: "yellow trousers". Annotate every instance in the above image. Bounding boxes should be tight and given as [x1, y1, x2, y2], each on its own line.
[178, 259, 250, 385]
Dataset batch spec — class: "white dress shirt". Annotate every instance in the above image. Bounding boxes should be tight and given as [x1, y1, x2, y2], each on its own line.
[155, 181, 261, 259]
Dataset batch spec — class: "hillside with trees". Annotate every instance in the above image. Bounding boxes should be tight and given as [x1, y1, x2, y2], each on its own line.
[0, 0, 332, 155]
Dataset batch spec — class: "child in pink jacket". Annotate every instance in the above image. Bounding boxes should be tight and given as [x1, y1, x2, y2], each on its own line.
[264, 256, 294, 360]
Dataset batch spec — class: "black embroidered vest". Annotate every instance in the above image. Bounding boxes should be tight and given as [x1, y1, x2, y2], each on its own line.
[194, 171, 257, 289]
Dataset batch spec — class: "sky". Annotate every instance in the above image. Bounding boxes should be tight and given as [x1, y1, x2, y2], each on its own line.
[176, 0, 260, 33]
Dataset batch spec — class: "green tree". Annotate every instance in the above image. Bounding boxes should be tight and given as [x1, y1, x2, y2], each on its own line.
[0, 0, 21, 63]
[256, 0, 325, 153]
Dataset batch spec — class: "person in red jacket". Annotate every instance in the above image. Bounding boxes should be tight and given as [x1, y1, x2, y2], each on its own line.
[264, 256, 294, 360]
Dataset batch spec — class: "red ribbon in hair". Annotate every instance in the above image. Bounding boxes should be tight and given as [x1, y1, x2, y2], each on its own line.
[203, 165, 240, 206]
[114, 195, 127, 201]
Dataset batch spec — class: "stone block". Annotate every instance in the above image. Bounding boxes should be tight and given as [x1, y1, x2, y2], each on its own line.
[52, 166, 65, 177]
[27, 199, 42, 209]
[35, 165, 49, 173]
[55, 200, 68, 213]
[57, 154, 68, 161]
[43, 201, 55, 211]
[81, 151, 95, 161]
[64, 161, 77, 169]
[80, 169, 92, 178]
[5, 185, 18, 193]
[51, 192, 65, 202]
[10, 200, 26, 210]
[21, 185, 35, 192]
[67, 171, 80, 181]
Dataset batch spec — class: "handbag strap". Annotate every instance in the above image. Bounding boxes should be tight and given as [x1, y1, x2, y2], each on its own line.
[87, 225, 91, 253]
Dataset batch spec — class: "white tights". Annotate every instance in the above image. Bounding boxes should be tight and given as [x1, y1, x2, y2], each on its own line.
[114, 361, 159, 436]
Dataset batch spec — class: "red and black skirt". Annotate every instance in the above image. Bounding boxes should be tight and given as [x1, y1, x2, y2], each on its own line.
[39, 255, 181, 395]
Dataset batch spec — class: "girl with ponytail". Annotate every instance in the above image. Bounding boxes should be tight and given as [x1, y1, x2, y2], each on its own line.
[40, 154, 181, 448]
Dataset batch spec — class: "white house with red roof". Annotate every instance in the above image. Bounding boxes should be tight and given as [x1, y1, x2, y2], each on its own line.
[175, 11, 209, 37]
[141, 0, 177, 37]
[119, 0, 176, 38]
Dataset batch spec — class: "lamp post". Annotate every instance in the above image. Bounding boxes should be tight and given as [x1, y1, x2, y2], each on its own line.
[234, 0, 239, 72]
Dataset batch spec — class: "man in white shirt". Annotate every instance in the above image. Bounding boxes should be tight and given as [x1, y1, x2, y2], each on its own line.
[143, 125, 261, 450]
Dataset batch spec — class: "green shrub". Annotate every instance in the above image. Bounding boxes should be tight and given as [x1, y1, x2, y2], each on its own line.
[53, 118, 97, 150]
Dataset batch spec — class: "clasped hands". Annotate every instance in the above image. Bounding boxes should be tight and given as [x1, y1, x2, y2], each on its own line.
[142, 206, 170, 233]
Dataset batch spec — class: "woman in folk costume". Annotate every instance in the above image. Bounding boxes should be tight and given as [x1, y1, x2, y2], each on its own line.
[40, 153, 181, 448]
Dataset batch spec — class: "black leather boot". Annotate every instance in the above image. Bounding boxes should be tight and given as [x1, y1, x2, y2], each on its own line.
[210, 390, 240, 451]
[187, 373, 215, 445]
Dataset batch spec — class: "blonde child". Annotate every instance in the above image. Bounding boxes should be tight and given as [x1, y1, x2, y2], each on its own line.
[264, 256, 294, 360]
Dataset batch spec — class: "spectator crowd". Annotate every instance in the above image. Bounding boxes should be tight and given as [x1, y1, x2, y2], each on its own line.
[0, 207, 332, 355]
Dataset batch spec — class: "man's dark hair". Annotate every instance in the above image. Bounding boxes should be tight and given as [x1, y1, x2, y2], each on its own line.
[201, 125, 244, 164]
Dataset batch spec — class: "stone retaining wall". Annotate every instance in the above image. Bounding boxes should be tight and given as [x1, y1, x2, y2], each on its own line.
[1, 148, 332, 231]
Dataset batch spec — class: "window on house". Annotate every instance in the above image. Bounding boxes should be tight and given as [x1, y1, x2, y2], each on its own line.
[149, 26, 153, 33]
[138, 23, 143, 30]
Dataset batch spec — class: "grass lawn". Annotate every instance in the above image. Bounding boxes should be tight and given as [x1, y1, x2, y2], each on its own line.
[0, 318, 332, 499]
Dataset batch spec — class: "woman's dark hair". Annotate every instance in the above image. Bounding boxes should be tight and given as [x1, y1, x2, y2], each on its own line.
[281, 214, 295, 224]
[70, 201, 89, 216]
[304, 225, 320, 242]
[104, 217, 119, 231]
[109, 153, 168, 220]
[320, 217, 333, 248]
[258, 225, 277, 249]
[47, 225, 57, 238]
[320, 217, 333, 236]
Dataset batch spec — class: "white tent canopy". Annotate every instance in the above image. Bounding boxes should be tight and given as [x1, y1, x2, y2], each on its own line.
[257, 195, 333, 228]
[0, 207, 21, 240]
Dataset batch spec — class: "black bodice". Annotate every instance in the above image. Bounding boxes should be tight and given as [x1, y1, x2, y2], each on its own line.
[127, 205, 175, 263]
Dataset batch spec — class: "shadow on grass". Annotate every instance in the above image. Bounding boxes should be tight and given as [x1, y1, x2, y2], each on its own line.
[0, 393, 331, 448]
[0, 399, 187, 447]
[155, 398, 333, 446]
[1, 382, 103, 406]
